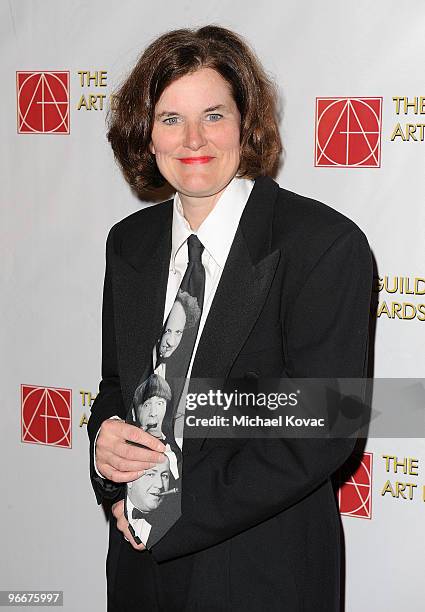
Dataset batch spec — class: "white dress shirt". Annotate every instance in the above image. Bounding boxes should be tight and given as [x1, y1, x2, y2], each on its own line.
[94, 176, 254, 477]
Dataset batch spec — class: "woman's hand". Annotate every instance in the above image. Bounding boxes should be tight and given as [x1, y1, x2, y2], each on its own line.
[95, 418, 166, 483]
[112, 499, 146, 551]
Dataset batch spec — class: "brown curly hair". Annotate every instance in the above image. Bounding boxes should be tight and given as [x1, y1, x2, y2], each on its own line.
[107, 25, 282, 196]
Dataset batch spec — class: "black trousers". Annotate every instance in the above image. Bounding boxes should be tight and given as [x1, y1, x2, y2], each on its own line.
[107, 528, 194, 612]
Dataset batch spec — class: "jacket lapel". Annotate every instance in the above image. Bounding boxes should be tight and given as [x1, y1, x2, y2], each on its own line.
[186, 176, 281, 450]
[111, 202, 172, 411]
[190, 230, 280, 381]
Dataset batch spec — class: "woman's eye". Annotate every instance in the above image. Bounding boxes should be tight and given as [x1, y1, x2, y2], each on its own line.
[163, 117, 179, 125]
[207, 113, 222, 121]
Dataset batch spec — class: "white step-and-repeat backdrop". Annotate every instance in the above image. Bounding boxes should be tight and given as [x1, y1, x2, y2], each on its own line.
[2, 1, 424, 610]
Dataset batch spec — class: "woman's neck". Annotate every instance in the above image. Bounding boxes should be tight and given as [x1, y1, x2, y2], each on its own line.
[179, 188, 225, 231]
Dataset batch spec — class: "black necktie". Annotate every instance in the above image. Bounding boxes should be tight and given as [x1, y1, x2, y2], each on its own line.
[125, 234, 206, 547]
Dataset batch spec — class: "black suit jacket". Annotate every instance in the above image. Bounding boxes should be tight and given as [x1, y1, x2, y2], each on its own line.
[87, 176, 373, 611]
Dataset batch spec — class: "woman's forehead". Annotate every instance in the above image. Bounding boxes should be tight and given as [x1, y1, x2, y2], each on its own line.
[155, 68, 235, 109]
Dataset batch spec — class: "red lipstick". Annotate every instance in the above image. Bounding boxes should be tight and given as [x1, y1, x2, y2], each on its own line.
[179, 156, 214, 164]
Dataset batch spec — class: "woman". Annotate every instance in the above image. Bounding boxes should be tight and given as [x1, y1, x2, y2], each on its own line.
[88, 25, 372, 611]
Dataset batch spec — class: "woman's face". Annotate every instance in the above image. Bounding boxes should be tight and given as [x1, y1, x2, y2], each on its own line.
[150, 67, 241, 199]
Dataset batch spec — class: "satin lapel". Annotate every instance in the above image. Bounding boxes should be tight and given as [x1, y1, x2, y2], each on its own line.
[190, 229, 280, 381]
[111, 203, 172, 411]
[185, 176, 281, 452]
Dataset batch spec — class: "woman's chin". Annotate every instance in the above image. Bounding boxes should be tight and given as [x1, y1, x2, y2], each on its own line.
[175, 177, 230, 199]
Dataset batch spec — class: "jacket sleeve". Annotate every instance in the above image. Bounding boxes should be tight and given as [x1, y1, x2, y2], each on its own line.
[87, 226, 126, 505]
[151, 226, 373, 563]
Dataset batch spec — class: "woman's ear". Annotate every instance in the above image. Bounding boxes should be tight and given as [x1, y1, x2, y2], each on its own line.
[149, 141, 156, 155]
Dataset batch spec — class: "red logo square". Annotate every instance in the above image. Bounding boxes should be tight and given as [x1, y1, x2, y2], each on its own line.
[21, 384, 72, 448]
[16, 71, 70, 134]
[337, 452, 373, 519]
[315, 97, 382, 167]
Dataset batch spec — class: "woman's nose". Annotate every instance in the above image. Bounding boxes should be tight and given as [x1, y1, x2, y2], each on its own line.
[183, 120, 207, 150]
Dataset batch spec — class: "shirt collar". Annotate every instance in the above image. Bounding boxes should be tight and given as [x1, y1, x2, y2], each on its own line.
[171, 176, 254, 270]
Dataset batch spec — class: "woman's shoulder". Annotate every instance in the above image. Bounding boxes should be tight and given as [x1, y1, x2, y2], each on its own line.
[263, 178, 371, 281]
[277, 184, 363, 234]
[112, 198, 173, 235]
[107, 198, 173, 253]
[271, 180, 370, 252]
